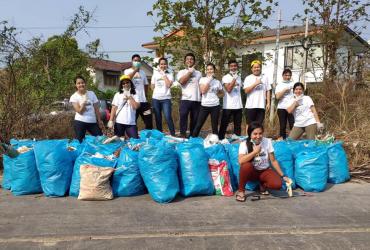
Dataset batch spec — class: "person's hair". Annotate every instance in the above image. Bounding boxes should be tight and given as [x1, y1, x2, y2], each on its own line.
[158, 57, 168, 65]
[74, 75, 86, 83]
[131, 54, 141, 61]
[118, 78, 136, 95]
[282, 68, 292, 76]
[184, 52, 195, 62]
[228, 59, 238, 65]
[293, 82, 305, 91]
[206, 62, 216, 71]
[246, 121, 264, 156]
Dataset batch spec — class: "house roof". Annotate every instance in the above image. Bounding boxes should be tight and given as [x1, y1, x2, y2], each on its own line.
[89, 58, 153, 72]
[89, 58, 131, 72]
[142, 25, 370, 49]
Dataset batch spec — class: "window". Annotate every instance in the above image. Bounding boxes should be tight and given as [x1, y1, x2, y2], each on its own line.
[284, 44, 323, 70]
[103, 71, 120, 87]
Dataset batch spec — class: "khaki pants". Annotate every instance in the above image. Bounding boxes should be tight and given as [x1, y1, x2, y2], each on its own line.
[288, 123, 317, 140]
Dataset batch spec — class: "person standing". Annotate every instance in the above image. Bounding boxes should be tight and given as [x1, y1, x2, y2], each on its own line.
[218, 59, 243, 140]
[176, 53, 202, 138]
[287, 82, 323, 140]
[192, 63, 223, 137]
[275, 68, 295, 139]
[69, 76, 103, 142]
[124, 54, 153, 130]
[151, 58, 176, 136]
[107, 75, 140, 139]
[243, 60, 271, 127]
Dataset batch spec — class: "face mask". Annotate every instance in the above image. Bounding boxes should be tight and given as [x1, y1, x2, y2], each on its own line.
[132, 61, 141, 68]
[283, 80, 290, 83]
[251, 139, 261, 145]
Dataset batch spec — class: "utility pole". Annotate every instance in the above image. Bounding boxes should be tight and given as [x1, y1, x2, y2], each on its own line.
[269, 9, 281, 124]
[302, 17, 309, 89]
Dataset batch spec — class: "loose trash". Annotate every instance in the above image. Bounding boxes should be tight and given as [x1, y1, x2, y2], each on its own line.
[78, 164, 115, 201]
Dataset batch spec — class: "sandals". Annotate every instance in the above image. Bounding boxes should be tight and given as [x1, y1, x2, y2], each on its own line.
[235, 191, 246, 202]
[259, 185, 270, 195]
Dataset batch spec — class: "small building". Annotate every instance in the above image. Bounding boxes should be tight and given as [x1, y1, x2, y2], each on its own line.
[142, 25, 369, 83]
[88, 58, 153, 91]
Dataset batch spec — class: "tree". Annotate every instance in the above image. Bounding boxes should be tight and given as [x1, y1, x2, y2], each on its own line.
[294, 0, 370, 83]
[148, 0, 277, 74]
[0, 6, 98, 141]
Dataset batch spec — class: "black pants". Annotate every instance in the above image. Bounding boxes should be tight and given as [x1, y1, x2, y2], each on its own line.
[136, 102, 153, 130]
[192, 105, 220, 137]
[277, 109, 294, 139]
[218, 109, 242, 139]
[246, 108, 265, 125]
[73, 120, 103, 142]
[179, 100, 201, 137]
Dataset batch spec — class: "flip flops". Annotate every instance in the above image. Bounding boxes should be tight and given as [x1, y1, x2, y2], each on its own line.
[235, 191, 246, 202]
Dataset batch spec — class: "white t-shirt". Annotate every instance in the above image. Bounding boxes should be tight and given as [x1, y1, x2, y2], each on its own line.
[112, 92, 139, 125]
[69, 91, 99, 123]
[123, 68, 148, 103]
[243, 74, 271, 109]
[151, 70, 173, 100]
[275, 80, 295, 109]
[199, 77, 223, 107]
[288, 95, 317, 127]
[238, 137, 274, 170]
[222, 73, 242, 109]
[176, 69, 202, 101]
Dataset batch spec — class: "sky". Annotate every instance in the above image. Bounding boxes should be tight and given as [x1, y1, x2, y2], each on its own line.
[0, 0, 369, 62]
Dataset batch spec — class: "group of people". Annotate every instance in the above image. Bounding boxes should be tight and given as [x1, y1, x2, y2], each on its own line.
[69, 53, 324, 202]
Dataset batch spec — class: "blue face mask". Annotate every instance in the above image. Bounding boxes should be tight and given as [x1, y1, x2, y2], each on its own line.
[132, 61, 141, 68]
[282, 79, 290, 83]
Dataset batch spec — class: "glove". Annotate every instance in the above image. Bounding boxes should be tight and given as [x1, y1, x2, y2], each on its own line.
[81, 94, 89, 105]
[233, 73, 239, 80]
[294, 95, 303, 105]
[317, 122, 324, 130]
[159, 70, 166, 76]
[123, 89, 131, 99]
[107, 120, 114, 129]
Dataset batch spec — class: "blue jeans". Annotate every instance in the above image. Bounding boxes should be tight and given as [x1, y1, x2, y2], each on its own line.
[152, 98, 175, 136]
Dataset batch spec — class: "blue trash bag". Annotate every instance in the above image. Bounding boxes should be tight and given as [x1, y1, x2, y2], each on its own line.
[139, 129, 164, 140]
[286, 140, 316, 159]
[112, 148, 146, 197]
[34, 140, 75, 197]
[273, 141, 296, 190]
[2, 155, 12, 190]
[82, 137, 123, 156]
[295, 147, 328, 192]
[10, 148, 42, 196]
[176, 142, 214, 197]
[223, 143, 258, 191]
[69, 152, 117, 197]
[9, 138, 36, 148]
[138, 141, 179, 203]
[327, 142, 350, 184]
[188, 137, 204, 145]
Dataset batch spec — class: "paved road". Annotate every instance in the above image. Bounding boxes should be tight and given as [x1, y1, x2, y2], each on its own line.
[0, 182, 369, 249]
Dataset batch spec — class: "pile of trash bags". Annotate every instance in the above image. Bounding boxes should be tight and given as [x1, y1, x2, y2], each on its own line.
[1, 130, 350, 203]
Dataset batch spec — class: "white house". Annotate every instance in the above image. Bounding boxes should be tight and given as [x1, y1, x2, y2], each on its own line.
[142, 25, 369, 84]
[88, 58, 153, 91]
